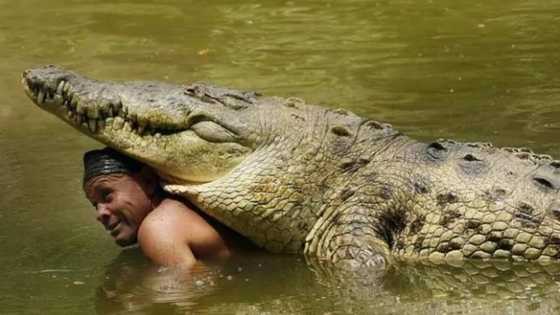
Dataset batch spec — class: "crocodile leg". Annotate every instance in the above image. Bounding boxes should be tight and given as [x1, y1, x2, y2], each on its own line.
[305, 206, 392, 270]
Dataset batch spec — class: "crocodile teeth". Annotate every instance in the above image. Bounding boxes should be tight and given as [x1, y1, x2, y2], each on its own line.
[88, 119, 97, 133]
[137, 121, 146, 134]
[52, 94, 60, 104]
[76, 102, 85, 114]
[63, 82, 70, 94]
[123, 121, 132, 132]
[113, 117, 124, 129]
[106, 117, 114, 130]
[71, 94, 79, 109]
[56, 81, 65, 95]
[37, 90, 45, 105]
[27, 78, 170, 138]
[121, 106, 128, 117]
[88, 107, 99, 119]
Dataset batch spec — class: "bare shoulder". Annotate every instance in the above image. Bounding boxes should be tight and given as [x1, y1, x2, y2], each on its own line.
[139, 199, 190, 233]
[137, 199, 198, 267]
[138, 198, 231, 260]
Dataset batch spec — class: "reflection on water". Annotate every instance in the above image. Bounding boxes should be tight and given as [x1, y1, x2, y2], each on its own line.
[2, 0, 560, 313]
[96, 250, 212, 314]
[96, 251, 319, 314]
[97, 251, 560, 314]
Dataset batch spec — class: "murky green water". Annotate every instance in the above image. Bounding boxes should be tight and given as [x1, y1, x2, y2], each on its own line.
[2, 0, 560, 314]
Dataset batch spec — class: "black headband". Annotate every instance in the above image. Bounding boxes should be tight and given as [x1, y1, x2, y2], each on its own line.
[83, 148, 142, 185]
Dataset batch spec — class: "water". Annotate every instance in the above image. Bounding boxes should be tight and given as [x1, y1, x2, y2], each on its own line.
[2, 0, 560, 313]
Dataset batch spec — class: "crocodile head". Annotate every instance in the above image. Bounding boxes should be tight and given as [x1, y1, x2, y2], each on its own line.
[22, 65, 382, 254]
[22, 65, 266, 184]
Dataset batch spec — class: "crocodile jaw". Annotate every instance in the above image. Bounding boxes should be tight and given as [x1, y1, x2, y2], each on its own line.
[22, 65, 251, 183]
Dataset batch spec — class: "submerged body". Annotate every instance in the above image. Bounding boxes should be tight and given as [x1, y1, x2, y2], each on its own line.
[23, 65, 560, 269]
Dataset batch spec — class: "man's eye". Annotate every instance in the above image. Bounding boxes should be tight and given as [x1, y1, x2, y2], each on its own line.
[102, 192, 112, 202]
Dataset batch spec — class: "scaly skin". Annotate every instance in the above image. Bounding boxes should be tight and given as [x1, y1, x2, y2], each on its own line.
[22, 65, 560, 270]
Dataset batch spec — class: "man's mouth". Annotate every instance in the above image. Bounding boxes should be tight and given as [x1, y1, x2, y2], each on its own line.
[107, 221, 121, 236]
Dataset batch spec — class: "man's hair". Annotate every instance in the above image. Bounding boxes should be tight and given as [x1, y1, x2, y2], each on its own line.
[83, 148, 142, 186]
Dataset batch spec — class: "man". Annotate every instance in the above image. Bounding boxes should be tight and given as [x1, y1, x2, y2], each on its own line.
[83, 148, 247, 268]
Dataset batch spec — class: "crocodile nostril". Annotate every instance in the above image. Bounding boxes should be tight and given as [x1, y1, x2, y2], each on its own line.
[534, 176, 555, 190]
[463, 154, 482, 162]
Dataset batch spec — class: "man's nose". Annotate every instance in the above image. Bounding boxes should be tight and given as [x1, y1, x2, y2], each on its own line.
[95, 204, 112, 223]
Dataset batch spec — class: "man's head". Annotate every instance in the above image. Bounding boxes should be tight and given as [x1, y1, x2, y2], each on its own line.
[83, 148, 161, 247]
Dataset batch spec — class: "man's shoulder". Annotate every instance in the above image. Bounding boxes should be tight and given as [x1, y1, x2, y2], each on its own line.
[158, 198, 192, 212]
[136, 198, 198, 267]
[139, 199, 191, 238]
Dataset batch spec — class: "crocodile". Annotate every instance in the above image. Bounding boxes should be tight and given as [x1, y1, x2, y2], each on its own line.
[22, 65, 560, 270]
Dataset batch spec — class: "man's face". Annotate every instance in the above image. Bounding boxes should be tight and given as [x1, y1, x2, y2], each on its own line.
[84, 172, 155, 247]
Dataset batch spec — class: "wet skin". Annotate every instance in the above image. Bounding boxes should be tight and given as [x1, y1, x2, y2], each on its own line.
[84, 171, 160, 247]
[83, 168, 234, 267]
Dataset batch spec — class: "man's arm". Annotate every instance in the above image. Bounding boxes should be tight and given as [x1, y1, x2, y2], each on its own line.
[137, 199, 231, 268]
[137, 204, 197, 268]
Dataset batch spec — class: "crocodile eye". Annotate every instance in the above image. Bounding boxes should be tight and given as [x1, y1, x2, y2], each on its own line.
[191, 120, 237, 143]
[534, 177, 554, 190]
[426, 142, 448, 160]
